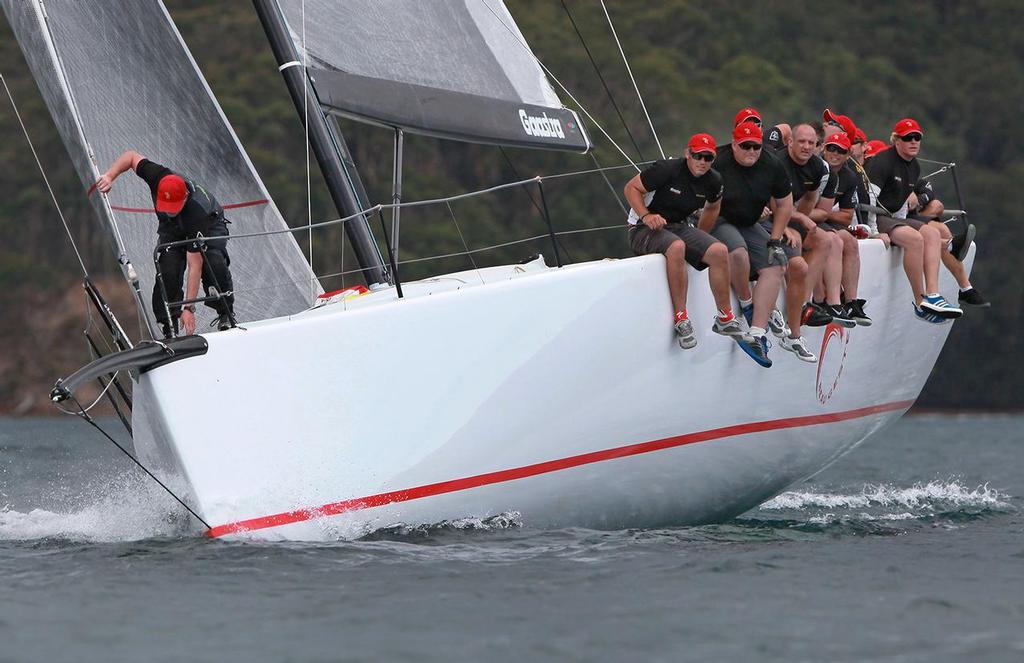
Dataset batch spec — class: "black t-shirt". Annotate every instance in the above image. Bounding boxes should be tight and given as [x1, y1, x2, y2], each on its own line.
[865, 148, 920, 214]
[774, 148, 837, 201]
[832, 163, 859, 211]
[136, 159, 224, 247]
[637, 158, 724, 224]
[713, 145, 792, 227]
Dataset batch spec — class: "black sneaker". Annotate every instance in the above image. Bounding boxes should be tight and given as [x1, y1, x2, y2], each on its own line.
[845, 299, 873, 326]
[802, 302, 832, 327]
[828, 304, 856, 328]
[958, 287, 990, 308]
[951, 223, 976, 262]
[212, 313, 234, 331]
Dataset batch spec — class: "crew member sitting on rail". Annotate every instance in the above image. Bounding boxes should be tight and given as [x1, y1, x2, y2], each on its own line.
[624, 133, 745, 350]
[96, 151, 236, 338]
[815, 131, 871, 325]
[865, 119, 965, 320]
[709, 122, 794, 367]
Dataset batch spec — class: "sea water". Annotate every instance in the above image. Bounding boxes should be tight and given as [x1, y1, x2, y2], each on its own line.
[1, 415, 1022, 662]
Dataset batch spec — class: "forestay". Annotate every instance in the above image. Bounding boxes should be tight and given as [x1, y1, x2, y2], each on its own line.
[3, 0, 319, 330]
[276, 0, 591, 152]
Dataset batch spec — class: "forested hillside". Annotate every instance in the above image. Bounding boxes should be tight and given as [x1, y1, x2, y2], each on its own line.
[1, 0, 1021, 413]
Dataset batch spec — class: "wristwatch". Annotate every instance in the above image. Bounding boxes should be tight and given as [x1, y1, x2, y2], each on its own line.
[184, 305, 196, 313]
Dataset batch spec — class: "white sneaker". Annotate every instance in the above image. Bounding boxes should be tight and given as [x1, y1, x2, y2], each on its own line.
[780, 335, 817, 362]
[674, 318, 697, 349]
[768, 308, 790, 338]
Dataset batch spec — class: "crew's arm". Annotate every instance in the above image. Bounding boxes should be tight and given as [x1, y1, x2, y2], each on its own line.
[180, 251, 203, 335]
[95, 150, 146, 193]
[808, 194, 833, 223]
[769, 194, 793, 241]
[696, 199, 721, 233]
[624, 174, 665, 229]
[825, 205, 854, 226]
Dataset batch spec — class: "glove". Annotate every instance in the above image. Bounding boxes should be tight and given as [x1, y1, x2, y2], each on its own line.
[767, 238, 788, 267]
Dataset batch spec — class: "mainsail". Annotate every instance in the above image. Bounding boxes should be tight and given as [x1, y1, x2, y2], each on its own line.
[3, 0, 319, 329]
[276, 0, 591, 152]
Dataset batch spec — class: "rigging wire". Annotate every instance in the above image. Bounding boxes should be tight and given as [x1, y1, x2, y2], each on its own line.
[598, 0, 664, 159]
[446, 201, 486, 285]
[590, 152, 628, 215]
[67, 395, 211, 530]
[302, 0, 314, 301]
[559, 0, 645, 162]
[1, 72, 89, 277]
[480, 1, 640, 172]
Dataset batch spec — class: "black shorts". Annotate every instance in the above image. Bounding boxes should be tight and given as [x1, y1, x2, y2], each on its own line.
[876, 215, 927, 235]
[628, 223, 719, 270]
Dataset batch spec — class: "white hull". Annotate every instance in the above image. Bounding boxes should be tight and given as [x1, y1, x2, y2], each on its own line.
[131, 240, 971, 540]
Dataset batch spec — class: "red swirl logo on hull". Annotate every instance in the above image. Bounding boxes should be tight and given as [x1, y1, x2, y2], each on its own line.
[816, 323, 850, 404]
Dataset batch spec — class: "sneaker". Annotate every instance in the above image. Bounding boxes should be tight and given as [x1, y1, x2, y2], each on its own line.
[736, 334, 772, 368]
[828, 304, 856, 328]
[958, 287, 990, 308]
[845, 299, 872, 326]
[951, 223, 976, 262]
[780, 335, 817, 363]
[767, 308, 789, 338]
[712, 315, 748, 338]
[674, 317, 697, 349]
[802, 301, 833, 327]
[740, 302, 754, 326]
[920, 293, 963, 319]
[914, 303, 951, 325]
[215, 313, 234, 331]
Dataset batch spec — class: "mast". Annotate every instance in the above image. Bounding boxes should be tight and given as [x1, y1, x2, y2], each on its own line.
[252, 0, 389, 287]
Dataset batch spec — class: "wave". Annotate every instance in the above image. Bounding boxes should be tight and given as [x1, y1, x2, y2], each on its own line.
[0, 473, 195, 543]
[758, 480, 1012, 512]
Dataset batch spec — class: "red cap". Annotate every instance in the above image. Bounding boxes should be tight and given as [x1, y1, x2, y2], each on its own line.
[733, 121, 763, 144]
[823, 108, 858, 143]
[893, 117, 923, 136]
[824, 132, 851, 151]
[687, 132, 717, 155]
[864, 140, 889, 157]
[155, 174, 188, 214]
[854, 128, 868, 144]
[733, 107, 761, 127]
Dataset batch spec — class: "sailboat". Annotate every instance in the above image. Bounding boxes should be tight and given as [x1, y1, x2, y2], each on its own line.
[5, 0, 973, 541]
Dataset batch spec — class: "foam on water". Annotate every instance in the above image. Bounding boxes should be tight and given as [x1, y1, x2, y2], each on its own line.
[0, 472, 194, 543]
[759, 480, 1012, 512]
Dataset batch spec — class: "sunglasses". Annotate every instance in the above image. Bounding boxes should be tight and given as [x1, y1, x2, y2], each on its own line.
[742, 118, 762, 127]
[738, 142, 762, 151]
[898, 133, 922, 142]
[690, 151, 715, 162]
[825, 144, 849, 155]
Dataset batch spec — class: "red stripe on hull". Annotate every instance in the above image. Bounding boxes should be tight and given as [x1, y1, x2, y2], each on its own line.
[206, 399, 914, 538]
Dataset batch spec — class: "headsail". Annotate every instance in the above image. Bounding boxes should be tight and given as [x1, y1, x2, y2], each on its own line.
[276, 0, 591, 152]
[3, 0, 320, 329]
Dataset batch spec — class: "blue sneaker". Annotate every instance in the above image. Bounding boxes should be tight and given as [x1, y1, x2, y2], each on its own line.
[735, 333, 772, 368]
[740, 302, 754, 326]
[920, 293, 963, 319]
[914, 304, 950, 325]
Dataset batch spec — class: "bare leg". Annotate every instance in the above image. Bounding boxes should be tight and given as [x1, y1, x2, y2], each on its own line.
[838, 229, 860, 299]
[930, 221, 971, 288]
[752, 265, 784, 329]
[890, 225, 924, 304]
[728, 247, 752, 301]
[919, 224, 942, 294]
[702, 242, 732, 312]
[824, 232, 844, 305]
[665, 239, 688, 313]
[802, 230, 829, 303]
[785, 256, 807, 338]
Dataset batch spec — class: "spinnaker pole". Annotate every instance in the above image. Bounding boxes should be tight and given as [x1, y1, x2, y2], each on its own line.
[252, 0, 389, 287]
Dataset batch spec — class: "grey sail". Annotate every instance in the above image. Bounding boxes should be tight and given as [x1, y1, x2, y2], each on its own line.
[277, 0, 591, 152]
[2, 0, 320, 330]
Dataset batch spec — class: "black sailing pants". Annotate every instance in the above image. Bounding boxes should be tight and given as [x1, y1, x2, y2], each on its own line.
[152, 232, 234, 324]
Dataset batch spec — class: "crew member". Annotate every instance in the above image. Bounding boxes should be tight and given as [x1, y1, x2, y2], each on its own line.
[866, 119, 964, 320]
[96, 151, 235, 337]
[624, 133, 744, 349]
[709, 122, 794, 367]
